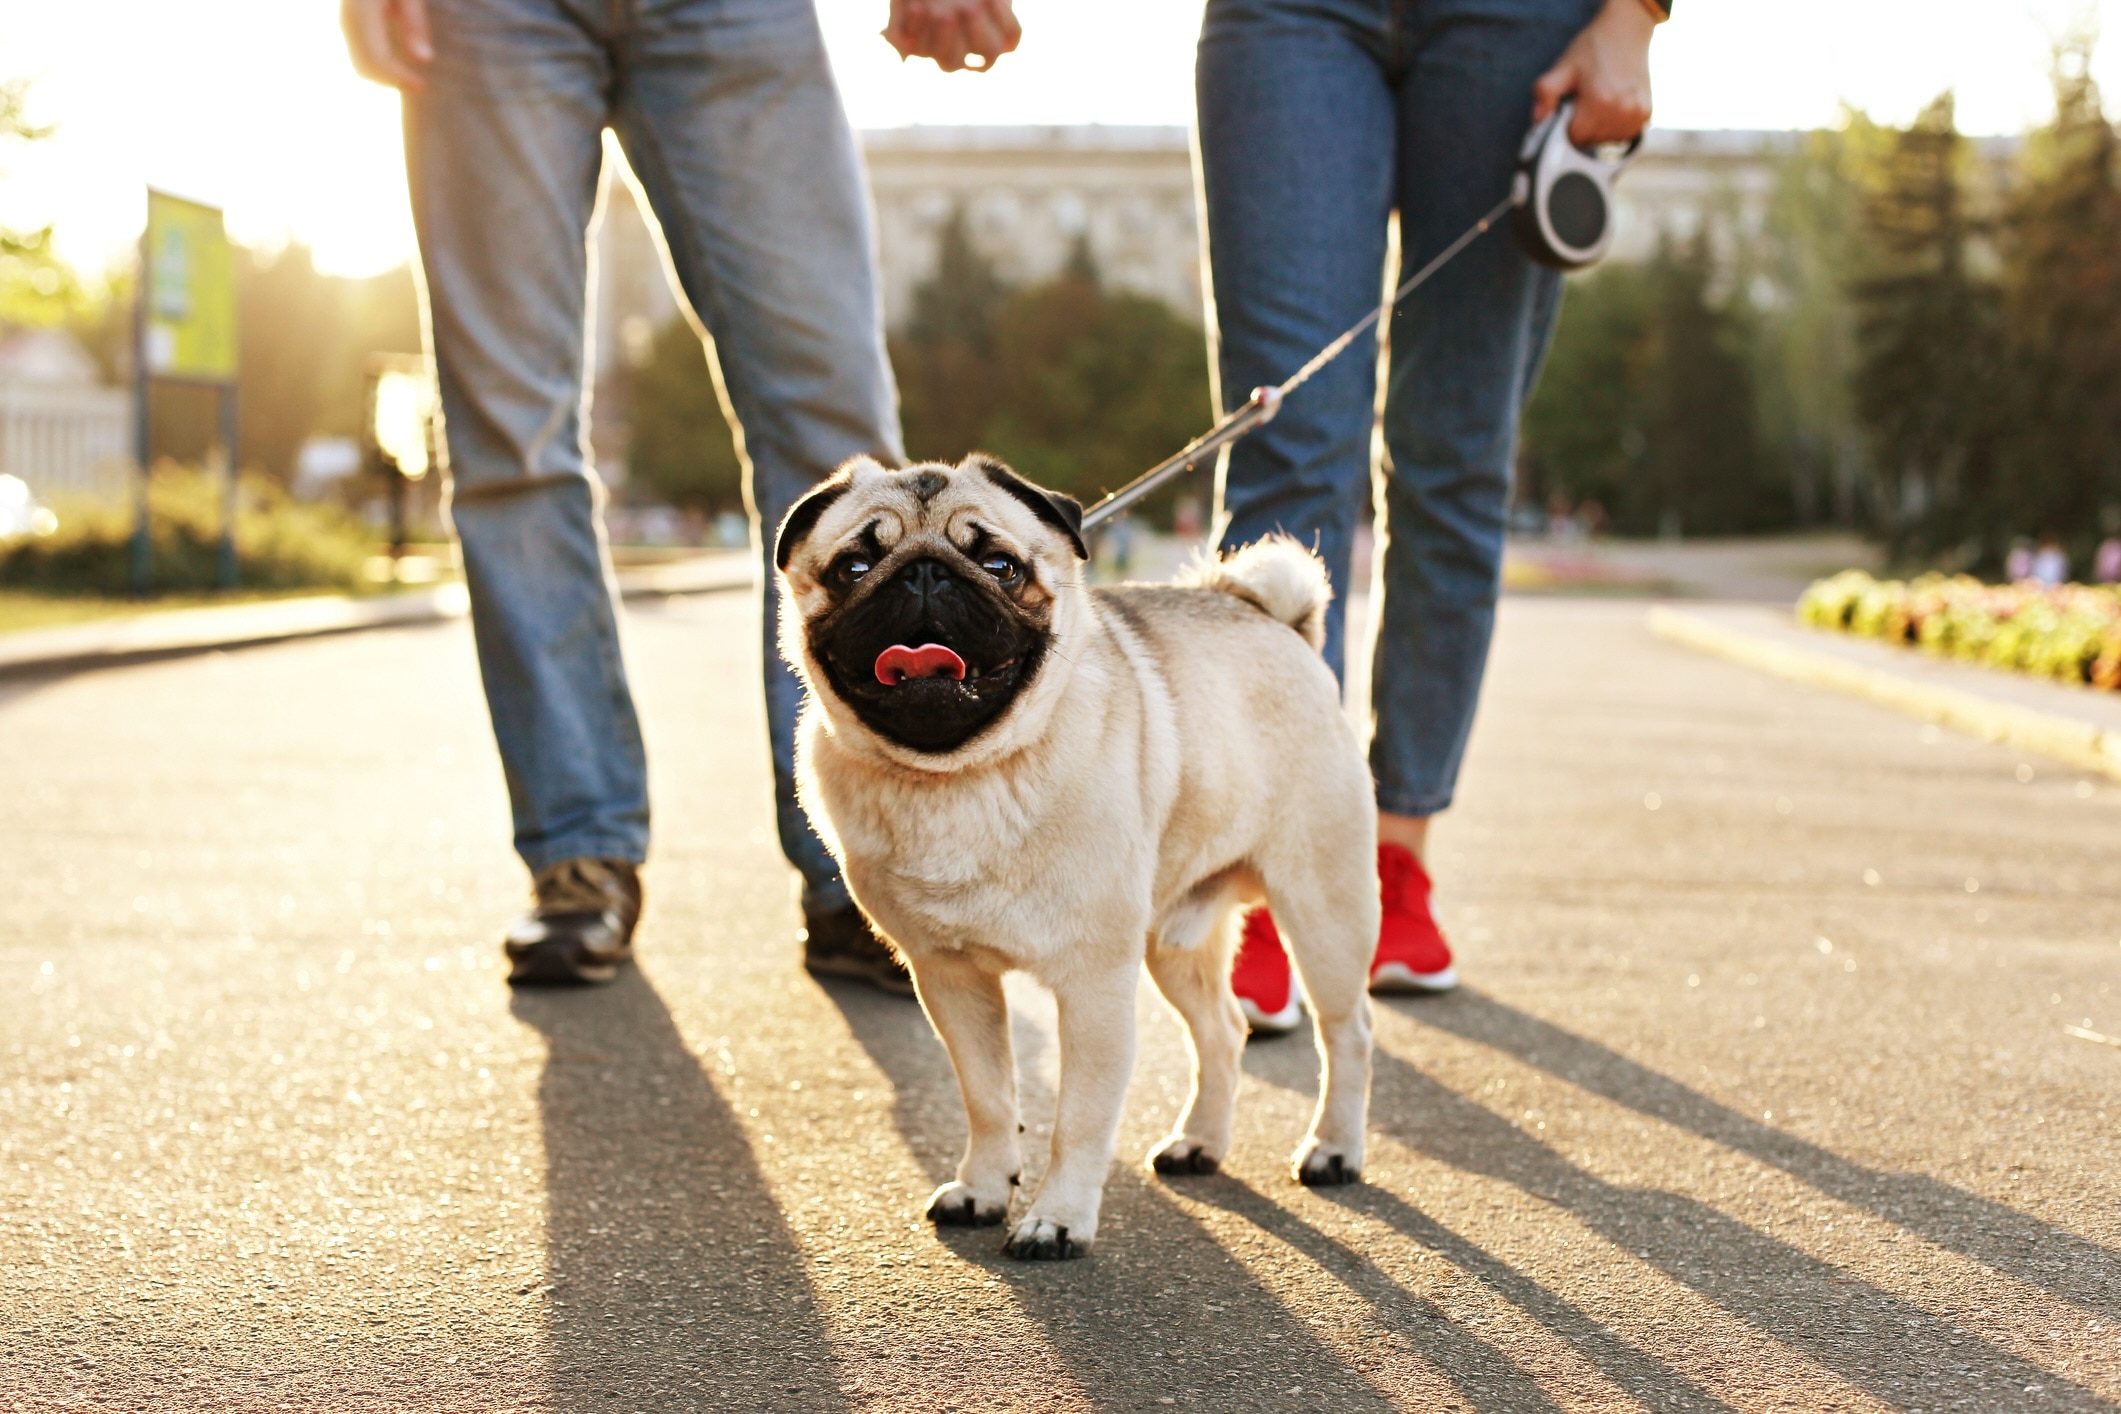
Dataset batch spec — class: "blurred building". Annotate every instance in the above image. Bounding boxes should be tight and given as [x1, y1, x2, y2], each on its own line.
[588, 123, 1929, 361]
[584, 124, 2006, 480]
[0, 327, 129, 505]
[863, 125, 1204, 325]
[585, 125, 1205, 483]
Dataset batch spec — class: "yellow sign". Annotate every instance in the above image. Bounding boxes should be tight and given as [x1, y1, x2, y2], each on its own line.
[143, 190, 237, 382]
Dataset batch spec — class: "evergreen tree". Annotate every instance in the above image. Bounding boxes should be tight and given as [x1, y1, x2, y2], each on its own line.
[1850, 93, 2003, 557]
[1998, 34, 2121, 562]
[1740, 122, 1873, 526]
[895, 208, 1011, 461]
[1519, 263, 1654, 521]
[624, 314, 744, 512]
[978, 243, 1210, 507]
[893, 218, 1211, 512]
[1521, 235, 1768, 535]
[1642, 233, 1770, 534]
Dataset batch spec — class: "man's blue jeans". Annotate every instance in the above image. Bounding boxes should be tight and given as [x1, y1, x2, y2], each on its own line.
[1198, 0, 1595, 818]
[404, 0, 899, 909]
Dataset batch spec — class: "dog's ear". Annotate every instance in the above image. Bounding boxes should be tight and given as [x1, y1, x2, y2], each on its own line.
[775, 459, 874, 571]
[969, 454, 1088, 561]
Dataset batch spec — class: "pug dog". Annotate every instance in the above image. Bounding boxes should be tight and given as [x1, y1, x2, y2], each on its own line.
[775, 454, 1378, 1260]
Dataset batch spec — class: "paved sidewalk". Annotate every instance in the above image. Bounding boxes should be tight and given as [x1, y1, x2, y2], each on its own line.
[1652, 603, 2121, 782]
[2, 596, 2116, 1411]
[0, 552, 753, 678]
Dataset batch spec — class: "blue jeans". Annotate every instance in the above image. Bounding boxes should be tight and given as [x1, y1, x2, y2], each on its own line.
[405, 0, 899, 908]
[1198, 0, 1592, 817]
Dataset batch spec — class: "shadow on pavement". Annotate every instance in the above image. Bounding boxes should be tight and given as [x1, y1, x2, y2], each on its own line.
[815, 975, 961, 1185]
[1395, 990, 2121, 1325]
[1187, 1176, 1733, 1412]
[1361, 1044, 2110, 1411]
[0, 669, 67, 711]
[512, 971, 849, 1412]
[823, 979, 1402, 1409]
[974, 1171, 1401, 1411]
[1174, 1173, 1585, 1412]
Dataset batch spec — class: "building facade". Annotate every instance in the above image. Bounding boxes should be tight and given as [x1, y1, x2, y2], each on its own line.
[583, 123, 1903, 481]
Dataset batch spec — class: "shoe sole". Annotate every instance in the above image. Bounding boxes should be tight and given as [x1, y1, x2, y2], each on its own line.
[1239, 994, 1306, 1036]
[506, 942, 630, 988]
[1370, 962, 1458, 994]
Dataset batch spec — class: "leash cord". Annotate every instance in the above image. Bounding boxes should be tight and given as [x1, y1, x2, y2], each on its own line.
[1079, 191, 1518, 532]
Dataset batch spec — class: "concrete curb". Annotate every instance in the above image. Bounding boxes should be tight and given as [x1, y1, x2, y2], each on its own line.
[1647, 605, 2121, 783]
[0, 552, 755, 680]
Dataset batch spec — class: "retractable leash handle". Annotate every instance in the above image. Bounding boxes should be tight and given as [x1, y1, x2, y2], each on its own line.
[1078, 98, 1639, 532]
[1511, 97, 1642, 271]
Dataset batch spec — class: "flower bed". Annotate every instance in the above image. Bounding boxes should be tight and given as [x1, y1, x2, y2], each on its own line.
[1796, 570, 2121, 691]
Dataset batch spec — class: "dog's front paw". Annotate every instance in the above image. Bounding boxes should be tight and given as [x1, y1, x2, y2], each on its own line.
[1292, 1139, 1362, 1187]
[1002, 1216, 1088, 1261]
[1148, 1134, 1223, 1177]
[926, 1180, 1011, 1227]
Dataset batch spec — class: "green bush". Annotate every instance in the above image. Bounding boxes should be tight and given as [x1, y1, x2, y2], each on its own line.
[0, 468, 376, 595]
[1797, 568, 2121, 689]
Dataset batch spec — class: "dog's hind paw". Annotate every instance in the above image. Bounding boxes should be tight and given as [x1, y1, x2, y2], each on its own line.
[926, 1180, 1010, 1227]
[1148, 1136, 1223, 1177]
[1293, 1142, 1362, 1187]
[1002, 1216, 1087, 1261]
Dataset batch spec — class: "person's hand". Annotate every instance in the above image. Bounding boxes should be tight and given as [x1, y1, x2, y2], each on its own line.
[343, 0, 434, 92]
[885, 0, 1021, 74]
[1532, 0, 1655, 146]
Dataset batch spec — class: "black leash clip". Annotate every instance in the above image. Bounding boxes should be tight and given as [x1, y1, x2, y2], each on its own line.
[1512, 97, 1642, 271]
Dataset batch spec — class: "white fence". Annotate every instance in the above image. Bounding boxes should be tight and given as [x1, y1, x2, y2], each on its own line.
[0, 382, 131, 507]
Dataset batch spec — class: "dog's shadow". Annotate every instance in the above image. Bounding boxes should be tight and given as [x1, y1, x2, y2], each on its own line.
[820, 977, 1564, 1411]
[1240, 989, 2118, 1412]
[512, 972, 852, 1411]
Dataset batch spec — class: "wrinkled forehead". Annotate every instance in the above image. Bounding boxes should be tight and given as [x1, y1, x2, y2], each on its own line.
[806, 465, 1041, 558]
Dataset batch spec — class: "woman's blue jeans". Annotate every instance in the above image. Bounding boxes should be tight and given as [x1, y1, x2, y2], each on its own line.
[404, 0, 899, 907]
[1198, 0, 1595, 817]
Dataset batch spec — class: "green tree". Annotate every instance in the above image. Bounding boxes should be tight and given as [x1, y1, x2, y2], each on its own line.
[894, 209, 1010, 462]
[1522, 235, 1769, 535]
[624, 216, 1213, 517]
[1642, 233, 1770, 533]
[974, 240, 1210, 507]
[1996, 34, 2121, 561]
[625, 313, 744, 512]
[1520, 262, 1653, 520]
[1739, 120, 1875, 526]
[0, 75, 83, 331]
[894, 226, 1209, 512]
[1850, 93, 2004, 557]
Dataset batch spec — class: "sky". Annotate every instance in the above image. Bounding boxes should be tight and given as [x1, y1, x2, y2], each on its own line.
[1, 0, 2116, 280]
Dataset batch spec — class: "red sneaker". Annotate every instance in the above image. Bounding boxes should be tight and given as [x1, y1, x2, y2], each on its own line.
[1230, 906, 1304, 1035]
[1370, 843, 1458, 992]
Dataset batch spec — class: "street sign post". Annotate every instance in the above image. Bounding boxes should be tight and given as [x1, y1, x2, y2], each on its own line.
[132, 190, 240, 595]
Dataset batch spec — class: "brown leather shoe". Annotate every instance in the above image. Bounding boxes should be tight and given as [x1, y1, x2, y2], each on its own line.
[504, 857, 642, 987]
[801, 902, 915, 997]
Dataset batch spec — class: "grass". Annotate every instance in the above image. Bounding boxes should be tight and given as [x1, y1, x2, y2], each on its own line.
[0, 587, 366, 636]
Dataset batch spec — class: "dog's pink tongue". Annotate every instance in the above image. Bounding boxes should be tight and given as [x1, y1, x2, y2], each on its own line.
[875, 643, 967, 685]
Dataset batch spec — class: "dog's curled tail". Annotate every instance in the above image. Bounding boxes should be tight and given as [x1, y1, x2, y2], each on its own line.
[1178, 533, 1332, 653]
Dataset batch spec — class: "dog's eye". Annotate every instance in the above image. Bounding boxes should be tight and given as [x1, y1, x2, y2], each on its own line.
[980, 552, 1022, 585]
[830, 553, 872, 588]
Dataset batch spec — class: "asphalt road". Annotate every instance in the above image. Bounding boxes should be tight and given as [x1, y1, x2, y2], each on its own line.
[2, 593, 2117, 1412]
